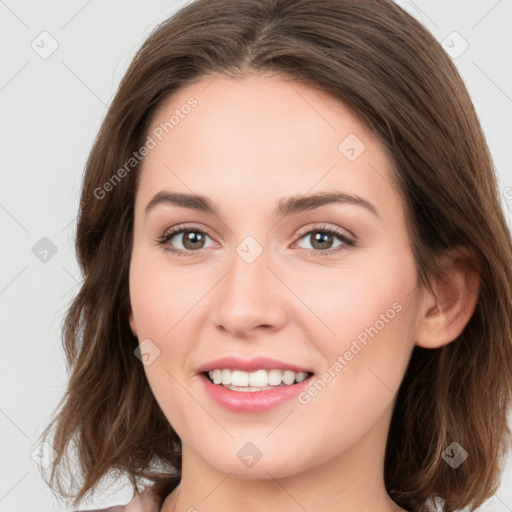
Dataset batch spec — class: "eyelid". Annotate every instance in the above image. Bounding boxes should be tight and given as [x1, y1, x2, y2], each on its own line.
[294, 222, 355, 241]
[160, 222, 217, 241]
[158, 223, 353, 243]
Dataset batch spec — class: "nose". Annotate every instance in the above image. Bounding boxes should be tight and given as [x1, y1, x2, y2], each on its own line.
[212, 246, 288, 338]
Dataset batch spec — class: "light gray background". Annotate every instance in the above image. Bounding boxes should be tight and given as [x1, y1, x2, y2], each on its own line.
[1, 1, 511, 511]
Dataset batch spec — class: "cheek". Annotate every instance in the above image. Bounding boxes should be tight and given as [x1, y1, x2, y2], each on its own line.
[129, 247, 188, 336]
[129, 249, 206, 391]
[129, 253, 196, 425]
[297, 244, 416, 339]
[291, 283, 417, 463]
[303, 246, 418, 388]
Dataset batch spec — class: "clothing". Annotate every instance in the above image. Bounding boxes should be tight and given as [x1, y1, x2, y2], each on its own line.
[76, 505, 425, 512]
[74, 489, 426, 512]
[76, 506, 426, 511]
[74, 490, 148, 511]
[75, 507, 126, 512]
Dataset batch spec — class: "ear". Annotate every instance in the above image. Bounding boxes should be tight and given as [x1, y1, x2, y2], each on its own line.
[416, 246, 480, 349]
[129, 309, 138, 338]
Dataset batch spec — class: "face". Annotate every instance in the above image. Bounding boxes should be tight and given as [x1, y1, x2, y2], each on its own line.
[128, 72, 423, 479]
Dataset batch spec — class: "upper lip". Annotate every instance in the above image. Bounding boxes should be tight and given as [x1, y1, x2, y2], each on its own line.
[197, 357, 313, 374]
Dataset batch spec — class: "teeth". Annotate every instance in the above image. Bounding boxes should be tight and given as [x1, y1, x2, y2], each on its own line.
[212, 369, 222, 385]
[221, 369, 232, 385]
[249, 369, 267, 387]
[207, 369, 310, 387]
[295, 371, 308, 383]
[282, 370, 295, 385]
[231, 370, 249, 387]
[268, 369, 282, 386]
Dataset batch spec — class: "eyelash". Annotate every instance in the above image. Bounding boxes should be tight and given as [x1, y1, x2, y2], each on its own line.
[155, 223, 356, 257]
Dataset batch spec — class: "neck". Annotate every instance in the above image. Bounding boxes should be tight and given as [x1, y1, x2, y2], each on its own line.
[161, 405, 407, 512]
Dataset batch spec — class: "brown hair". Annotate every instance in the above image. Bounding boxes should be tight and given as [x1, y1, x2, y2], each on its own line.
[37, 1, 512, 511]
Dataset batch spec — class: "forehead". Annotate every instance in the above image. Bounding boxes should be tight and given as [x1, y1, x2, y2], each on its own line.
[137, 73, 399, 219]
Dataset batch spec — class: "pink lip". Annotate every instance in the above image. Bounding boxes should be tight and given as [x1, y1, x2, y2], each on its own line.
[199, 373, 313, 413]
[196, 356, 312, 374]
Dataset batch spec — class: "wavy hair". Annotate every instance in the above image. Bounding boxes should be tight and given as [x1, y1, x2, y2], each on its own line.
[37, 1, 512, 511]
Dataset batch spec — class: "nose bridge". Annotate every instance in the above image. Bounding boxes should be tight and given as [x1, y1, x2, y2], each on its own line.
[212, 236, 286, 336]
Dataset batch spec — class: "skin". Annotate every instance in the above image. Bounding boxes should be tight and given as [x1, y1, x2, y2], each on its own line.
[128, 72, 479, 512]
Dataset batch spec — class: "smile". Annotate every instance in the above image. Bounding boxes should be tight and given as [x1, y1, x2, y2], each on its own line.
[199, 370, 314, 413]
[206, 368, 311, 390]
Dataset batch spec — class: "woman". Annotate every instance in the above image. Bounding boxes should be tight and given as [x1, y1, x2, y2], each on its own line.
[37, 1, 512, 511]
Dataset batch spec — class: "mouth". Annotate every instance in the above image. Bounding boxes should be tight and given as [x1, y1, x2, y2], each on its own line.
[199, 368, 315, 412]
[202, 368, 314, 392]
[196, 357, 315, 411]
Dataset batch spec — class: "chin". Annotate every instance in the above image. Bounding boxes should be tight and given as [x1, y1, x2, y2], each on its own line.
[198, 442, 311, 479]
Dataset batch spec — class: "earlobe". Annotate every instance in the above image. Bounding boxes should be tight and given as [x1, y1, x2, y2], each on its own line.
[415, 246, 480, 349]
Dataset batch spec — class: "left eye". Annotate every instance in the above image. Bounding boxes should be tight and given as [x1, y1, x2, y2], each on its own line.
[294, 226, 355, 254]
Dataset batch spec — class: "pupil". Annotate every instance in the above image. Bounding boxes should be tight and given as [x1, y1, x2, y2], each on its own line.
[184, 231, 204, 249]
[313, 232, 332, 249]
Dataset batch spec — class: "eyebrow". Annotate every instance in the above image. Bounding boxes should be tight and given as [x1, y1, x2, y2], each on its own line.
[144, 190, 380, 218]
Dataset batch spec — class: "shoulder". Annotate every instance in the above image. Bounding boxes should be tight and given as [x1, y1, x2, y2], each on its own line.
[73, 477, 178, 512]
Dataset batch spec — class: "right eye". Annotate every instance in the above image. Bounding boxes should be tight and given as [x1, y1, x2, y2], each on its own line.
[156, 224, 217, 256]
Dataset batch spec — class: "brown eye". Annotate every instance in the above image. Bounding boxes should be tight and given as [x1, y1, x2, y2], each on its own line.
[179, 230, 207, 250]
[157, 225, 215, 256]
[308, 231, 336, 250]
[295, 225, 355, 256]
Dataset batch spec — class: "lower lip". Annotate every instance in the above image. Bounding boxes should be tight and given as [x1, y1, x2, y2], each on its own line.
[199, 373, 313, 413]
